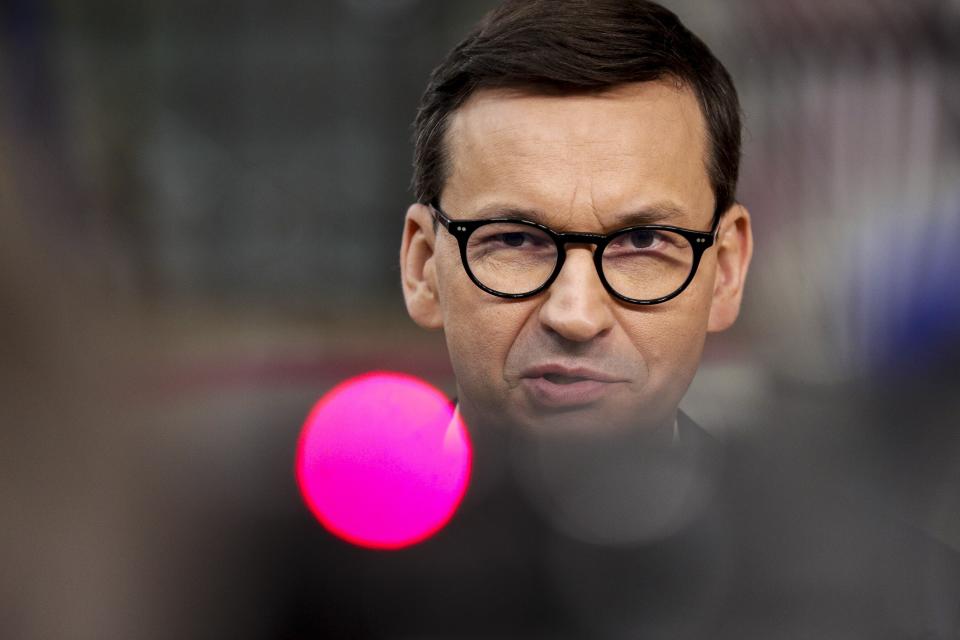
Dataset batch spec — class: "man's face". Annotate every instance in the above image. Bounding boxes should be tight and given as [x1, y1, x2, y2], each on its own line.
[402, 81, 751, 438]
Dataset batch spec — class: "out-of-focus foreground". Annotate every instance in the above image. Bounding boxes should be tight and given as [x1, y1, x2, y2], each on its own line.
[1, 1, 958, 638]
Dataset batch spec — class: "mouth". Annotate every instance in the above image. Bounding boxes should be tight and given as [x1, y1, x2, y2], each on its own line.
[541, 372, 592, 385]
[520, 365, 626, 409]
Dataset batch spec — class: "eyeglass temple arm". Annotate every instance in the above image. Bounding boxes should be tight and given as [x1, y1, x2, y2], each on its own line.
[709, 210, 724, 242]
[428, 200, 452, 229]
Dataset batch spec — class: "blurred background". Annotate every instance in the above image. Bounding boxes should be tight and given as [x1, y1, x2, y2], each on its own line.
[1, 0, 959, 638]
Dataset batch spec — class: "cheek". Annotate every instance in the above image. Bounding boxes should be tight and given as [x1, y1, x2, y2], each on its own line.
[622, 278, 713, 391]
[435, 253, 526, 391]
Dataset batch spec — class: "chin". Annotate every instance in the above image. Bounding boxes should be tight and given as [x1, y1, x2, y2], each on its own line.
[458, 385, 674, 440]
[503, 397, 657, 438]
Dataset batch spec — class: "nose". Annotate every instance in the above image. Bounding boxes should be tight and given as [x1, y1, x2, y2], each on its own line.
[538, 246, 615, 342]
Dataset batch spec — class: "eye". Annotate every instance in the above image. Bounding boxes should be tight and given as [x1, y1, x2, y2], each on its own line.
[500, 232, 527, 247]
[468, 223, 554, 259]
[604, 228, 683, 258]
[629, 229, 657, 249]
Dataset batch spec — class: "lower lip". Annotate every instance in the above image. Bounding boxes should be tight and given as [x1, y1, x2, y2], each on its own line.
[520, 376, 620, 409]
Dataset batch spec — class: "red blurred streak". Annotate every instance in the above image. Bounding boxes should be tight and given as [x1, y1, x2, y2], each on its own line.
[144, 353, 455, 398]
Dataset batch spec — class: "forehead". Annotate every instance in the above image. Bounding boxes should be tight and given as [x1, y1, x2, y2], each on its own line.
[443, 81, 714, 230]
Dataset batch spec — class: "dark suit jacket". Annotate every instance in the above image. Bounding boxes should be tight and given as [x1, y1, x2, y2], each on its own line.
[678, 408, 715, 446]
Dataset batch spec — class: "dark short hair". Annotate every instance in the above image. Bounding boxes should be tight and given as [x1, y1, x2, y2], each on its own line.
[412, 0, 742, 219]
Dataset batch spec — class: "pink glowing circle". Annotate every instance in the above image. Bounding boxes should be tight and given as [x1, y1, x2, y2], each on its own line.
[295, 371, 472, 550]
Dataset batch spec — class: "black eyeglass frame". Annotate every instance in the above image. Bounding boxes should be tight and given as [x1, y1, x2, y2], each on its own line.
[430, 200, 720, 305]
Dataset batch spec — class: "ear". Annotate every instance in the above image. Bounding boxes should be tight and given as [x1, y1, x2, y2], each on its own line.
[400, 203, 444, 329]
[707, 203, 753, 333]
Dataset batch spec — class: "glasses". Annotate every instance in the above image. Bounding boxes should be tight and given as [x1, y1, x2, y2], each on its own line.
[430, 201, 719, 305]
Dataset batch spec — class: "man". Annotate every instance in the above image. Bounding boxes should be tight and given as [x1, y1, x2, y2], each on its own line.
[400, 0, 752, 443]
[393, 7, 750, 632]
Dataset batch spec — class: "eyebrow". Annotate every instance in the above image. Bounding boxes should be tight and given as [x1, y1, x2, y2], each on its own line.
[469, 201, 691, 229]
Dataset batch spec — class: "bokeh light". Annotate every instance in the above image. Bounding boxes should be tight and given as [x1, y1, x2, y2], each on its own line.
[295, 372, 471, 550]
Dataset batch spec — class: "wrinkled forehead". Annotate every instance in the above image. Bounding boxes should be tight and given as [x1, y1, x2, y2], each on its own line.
[441, 81, 715, 231]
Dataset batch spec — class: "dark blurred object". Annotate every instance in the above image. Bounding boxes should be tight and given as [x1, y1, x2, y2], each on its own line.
[270, 392, 960, 639]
